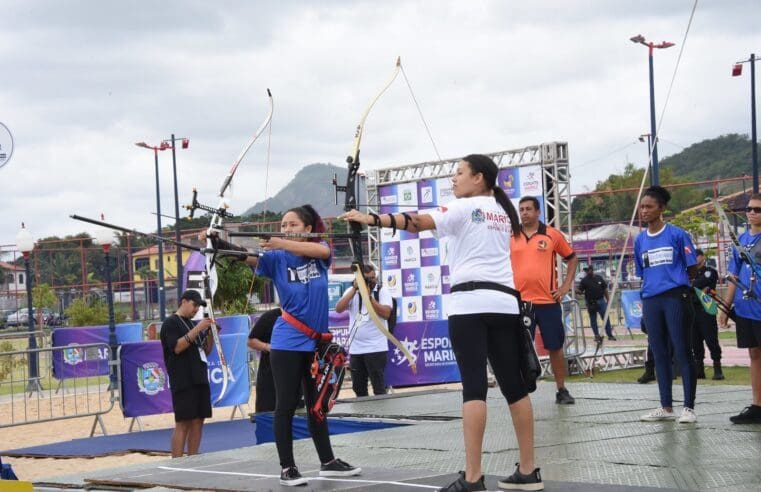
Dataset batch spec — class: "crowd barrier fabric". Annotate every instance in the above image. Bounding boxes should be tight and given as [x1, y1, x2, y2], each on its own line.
[119, 332, 250, 417]
[51, 323, 142, 379]
[621, 289, 643, 329]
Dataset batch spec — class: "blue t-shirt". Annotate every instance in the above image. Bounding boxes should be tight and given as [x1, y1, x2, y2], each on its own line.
[729, 230, 761, 321]
[634, 224, 697, 299]
[256, 248, 331, 352]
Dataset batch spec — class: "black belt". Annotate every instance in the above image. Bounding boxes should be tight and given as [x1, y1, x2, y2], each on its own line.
[450, 281, 521, 300]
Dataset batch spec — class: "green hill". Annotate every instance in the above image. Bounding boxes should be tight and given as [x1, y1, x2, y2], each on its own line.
[660, 133, 754, 181]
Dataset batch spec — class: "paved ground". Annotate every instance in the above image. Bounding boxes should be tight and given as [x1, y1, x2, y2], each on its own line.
[35, 381, 761, 491]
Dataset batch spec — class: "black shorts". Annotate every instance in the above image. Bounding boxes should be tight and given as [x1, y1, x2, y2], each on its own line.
[735, 315, 761, 349]
[532, 303, 565, 350]
[171, 384, 212, 422]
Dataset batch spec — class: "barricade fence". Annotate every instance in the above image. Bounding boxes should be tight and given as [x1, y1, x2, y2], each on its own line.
[0, 342, 114, 436]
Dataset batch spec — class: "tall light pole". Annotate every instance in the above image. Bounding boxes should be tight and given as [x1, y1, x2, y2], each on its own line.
[733, 54, 759, 193]
[631, 34, 675, 186]
[638, 133, 653, 185]
[16, 223, 42, 393]
[161, 135, 190, 302]
[95, 223, 118, 389]
[135, 141, 170, 321]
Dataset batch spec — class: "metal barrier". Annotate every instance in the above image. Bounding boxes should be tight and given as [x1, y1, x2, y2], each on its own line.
[0, 342, 115, 436]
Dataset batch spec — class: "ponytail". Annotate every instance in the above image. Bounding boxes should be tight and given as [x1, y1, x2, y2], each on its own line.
[494, 186, 521, 237]
[462, 154, 521, 237]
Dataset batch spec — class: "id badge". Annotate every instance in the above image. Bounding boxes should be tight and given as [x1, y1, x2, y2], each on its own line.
[198, 346, 208, 363]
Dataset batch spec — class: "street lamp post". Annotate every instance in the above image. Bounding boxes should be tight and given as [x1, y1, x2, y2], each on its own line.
[638, 133, 653, 185]
[95, 223, 117, 390]
[162, 135, 190, 302]
[733, 53, 758, 193]
[135, 141, 170, 321]
[16, 223, 42, 393]
[631, 34, 675, 186]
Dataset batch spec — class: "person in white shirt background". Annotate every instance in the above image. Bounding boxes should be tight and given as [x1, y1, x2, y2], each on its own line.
[335, 265, 394, 397]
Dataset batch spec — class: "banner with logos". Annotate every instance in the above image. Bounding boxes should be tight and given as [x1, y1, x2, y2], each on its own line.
[119, 332, 250, 417]
[384, 320, 461, 386]
[621, 289, 643, 329]
[378, 165, 544, 324]
[51, 323, 142, 380]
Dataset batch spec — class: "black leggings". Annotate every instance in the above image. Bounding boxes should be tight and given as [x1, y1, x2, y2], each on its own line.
[270, 349, 334, 468]
[449, 313, 528, 404]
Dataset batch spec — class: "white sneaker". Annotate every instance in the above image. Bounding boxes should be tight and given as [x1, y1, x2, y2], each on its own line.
[640, 407, 676, 421]
[678, 407, 697, 423]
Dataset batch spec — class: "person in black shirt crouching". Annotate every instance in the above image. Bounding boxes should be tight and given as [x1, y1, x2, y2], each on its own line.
[160, 290, 215, 458]
[578, 265, 616, 342]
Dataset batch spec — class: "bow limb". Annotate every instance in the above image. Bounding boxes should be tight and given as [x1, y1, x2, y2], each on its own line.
[204, 89, 274, 404]
[346, 57, 401, 167]
[353, 267, 417, 374]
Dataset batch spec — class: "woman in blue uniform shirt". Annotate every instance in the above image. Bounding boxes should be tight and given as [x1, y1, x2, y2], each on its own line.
[634, 186, 699, 423]
[242, 204, 361, 486]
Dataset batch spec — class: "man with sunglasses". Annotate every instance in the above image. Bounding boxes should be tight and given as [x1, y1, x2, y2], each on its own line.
[160, 290, 215, 457]
[719, 195, 761, 424]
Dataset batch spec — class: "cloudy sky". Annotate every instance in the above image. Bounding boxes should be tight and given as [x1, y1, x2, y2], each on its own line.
[0, 0, 759, 247]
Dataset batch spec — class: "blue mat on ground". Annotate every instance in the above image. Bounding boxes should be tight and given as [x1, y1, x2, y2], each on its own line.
[0, 415, 403, 458]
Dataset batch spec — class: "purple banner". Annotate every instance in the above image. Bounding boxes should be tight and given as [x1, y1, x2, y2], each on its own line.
[120, 341, 173, 417]
[385, 320, 461, 387]
[120, 332, 250, 417]
[51, 323, 142, 380]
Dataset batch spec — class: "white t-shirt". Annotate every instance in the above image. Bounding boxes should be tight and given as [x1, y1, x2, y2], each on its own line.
[347, 285, 393, 355]
[427, 195, 519, 315]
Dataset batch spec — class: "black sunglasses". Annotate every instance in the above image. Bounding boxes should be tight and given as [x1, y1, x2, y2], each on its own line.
[746, 206, 761, 214]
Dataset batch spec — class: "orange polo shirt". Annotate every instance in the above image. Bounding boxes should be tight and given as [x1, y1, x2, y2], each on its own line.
[510, 222, 575, 304]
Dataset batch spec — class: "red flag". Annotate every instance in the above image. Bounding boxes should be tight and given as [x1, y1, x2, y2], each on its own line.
[732, 64, 743, 77]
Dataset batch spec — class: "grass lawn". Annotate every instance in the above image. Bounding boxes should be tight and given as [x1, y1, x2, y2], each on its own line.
[563, 365, 750, 385]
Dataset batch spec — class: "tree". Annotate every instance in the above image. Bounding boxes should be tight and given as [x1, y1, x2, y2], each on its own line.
[32, 283, 58, 311]
[671, 208, 719, 246]
[214, 258, 263, 315]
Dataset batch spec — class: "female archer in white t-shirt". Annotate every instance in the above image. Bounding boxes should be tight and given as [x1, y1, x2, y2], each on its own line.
[341, 154, 543, 492]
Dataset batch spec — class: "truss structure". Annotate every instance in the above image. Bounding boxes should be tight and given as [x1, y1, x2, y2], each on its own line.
[365, 142, 571, 268]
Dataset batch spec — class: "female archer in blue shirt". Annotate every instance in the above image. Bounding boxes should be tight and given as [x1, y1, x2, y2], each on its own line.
[236, 204, 361, 486]
[634, 186, 699, 424]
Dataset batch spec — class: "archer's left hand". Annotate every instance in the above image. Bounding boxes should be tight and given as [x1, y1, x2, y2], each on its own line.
[339, 209, 371, 225]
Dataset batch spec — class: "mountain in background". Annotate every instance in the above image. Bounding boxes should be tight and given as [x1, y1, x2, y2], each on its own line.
[660, 133, 754, 181]
[242, 163, 348, 217]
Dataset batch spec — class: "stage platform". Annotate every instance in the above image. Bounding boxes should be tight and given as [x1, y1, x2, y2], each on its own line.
[35, 382, 761, 491]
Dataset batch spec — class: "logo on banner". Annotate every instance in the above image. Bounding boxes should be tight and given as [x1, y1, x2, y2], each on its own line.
[63, 346, 84, 365]
[381, 194, 398, 205]
[630, 301, 643, 317]
[522, 171, 541, 194]
[137, 362, 167, 396]
[386, 274, 397, 288]
[390, 338, 419, 366]
[403, 190, 413, 201]
[384, 246, 399, 267]
[407, 300, 418, 315]
[471, 208, 485, 223]
[421, 186, 433, 204]
[424, 297, 442, 319]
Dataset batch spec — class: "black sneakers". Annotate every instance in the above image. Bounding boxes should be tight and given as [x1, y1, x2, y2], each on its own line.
[637, 367, 656, 384]
[319, 458, 361, 477]
[498, 463, 544, 490]
[438, 471, 486, 492]
[280, 466, 308, 486]
[555, 387, 575, 405]
[729, 405, 761, 424]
